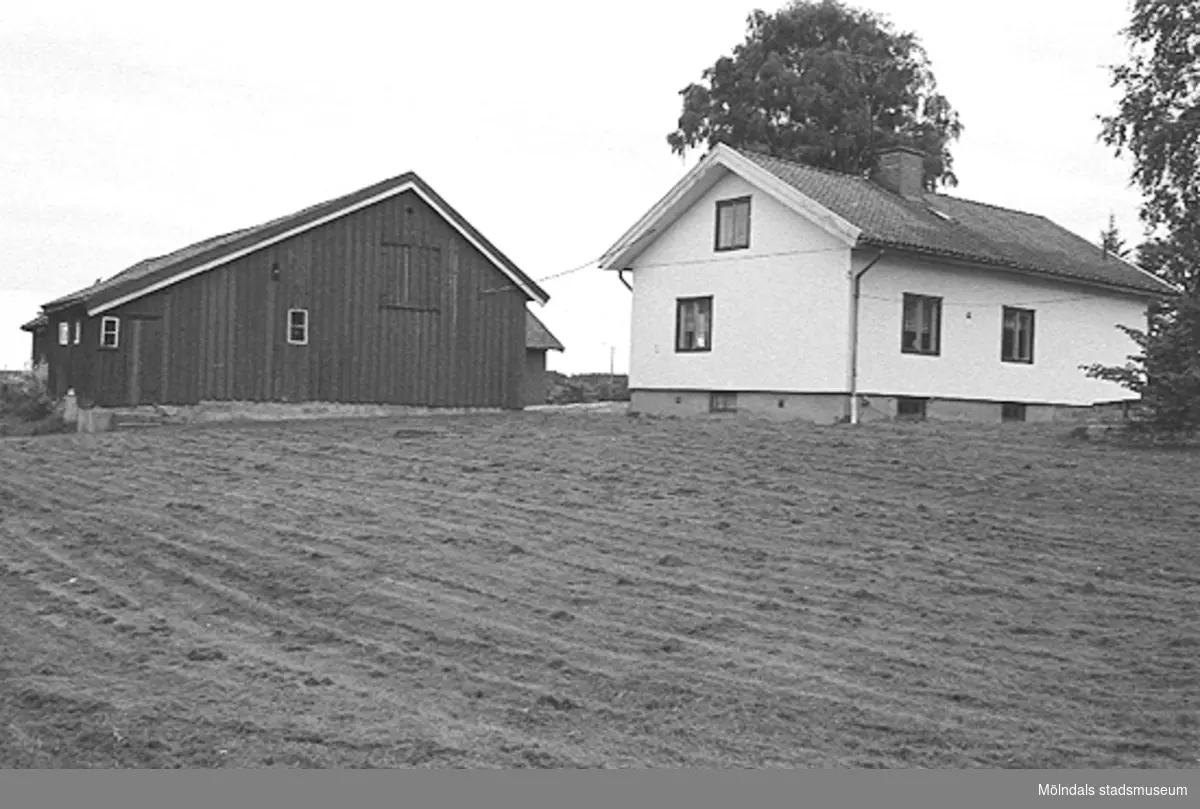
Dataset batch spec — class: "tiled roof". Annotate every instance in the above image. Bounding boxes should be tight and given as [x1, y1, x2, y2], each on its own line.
[739, 149, 1173, 295]
[42, 225, 261, 310]
[525, 309, 564, 351]
[42, 172, 549, 313]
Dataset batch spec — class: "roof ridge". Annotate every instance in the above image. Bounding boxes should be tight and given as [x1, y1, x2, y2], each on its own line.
[733, 146, 876, 184]
[736, 146, 1058, 221]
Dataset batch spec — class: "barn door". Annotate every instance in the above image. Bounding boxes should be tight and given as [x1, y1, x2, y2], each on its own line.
[128, 317, 163, 405]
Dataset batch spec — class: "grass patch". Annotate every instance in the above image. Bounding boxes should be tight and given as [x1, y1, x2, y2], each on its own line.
[0, 413, 1196, 767]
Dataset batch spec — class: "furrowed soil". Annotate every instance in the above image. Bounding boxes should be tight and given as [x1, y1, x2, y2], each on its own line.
[1, 412, 1197, 768]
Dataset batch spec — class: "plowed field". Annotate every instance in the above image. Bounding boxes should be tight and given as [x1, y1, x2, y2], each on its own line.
[1, 411, 1197, 768]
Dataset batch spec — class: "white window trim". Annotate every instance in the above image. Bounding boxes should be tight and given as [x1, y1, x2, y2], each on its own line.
[73, 320, 82, 345]
[58, 321, 69, 346]
[100, 316, 120, 349]
[287, 308, 309, 345]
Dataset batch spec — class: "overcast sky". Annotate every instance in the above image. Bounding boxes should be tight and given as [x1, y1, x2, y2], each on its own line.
[0, 0, 1144, 373]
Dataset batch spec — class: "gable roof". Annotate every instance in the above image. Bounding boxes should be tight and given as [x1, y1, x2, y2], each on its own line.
[600, 146, 861, 272]
[601, 144, 1174, 297]
[525, 309, 564, 352]
[42, 171, 549, 316]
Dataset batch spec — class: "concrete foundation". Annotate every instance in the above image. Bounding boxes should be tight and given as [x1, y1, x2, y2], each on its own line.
[630, 390, 847, 423]
[76, 400, 508, 433]
[630, 389, 1135, 425]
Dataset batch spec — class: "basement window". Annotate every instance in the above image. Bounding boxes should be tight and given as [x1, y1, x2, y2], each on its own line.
[714, 196, 751, 251]
[1001, 402, 1027, 422]
[1001, 307, 1035, 363]
[99, 317, 120, 349]
[57, 321, 69, 346]
[287, 308, 309, 345]
[896, 396, 927, 420]
[710, 392, 738, 413]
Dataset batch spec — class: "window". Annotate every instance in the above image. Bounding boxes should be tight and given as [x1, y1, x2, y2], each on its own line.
[1001, 307, 1035, 363]
[902, 294, 942, 355]
[99, 317, 120, 349]
[73, 321, 81, 345]
[675, 296, 713, 352]
[896, 396, 927, 420]
[714, 197, 751, 251]
[1001, 402, 1027, 422]
[287, 309, 309, 345]
[710, 392, 738, 413]
[57, 321, 69, 346]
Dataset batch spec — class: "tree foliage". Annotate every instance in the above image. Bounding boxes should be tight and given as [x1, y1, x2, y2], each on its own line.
[1082, 281, 1200, 436]
[1100, 0, 1200, 232]
[666, 0, 963, 190]
[1085, 0, 1200, 436]
[1100, 213, 1131, 259]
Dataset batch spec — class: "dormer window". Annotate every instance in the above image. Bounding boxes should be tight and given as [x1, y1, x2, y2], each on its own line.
[714, 197, 751, 251]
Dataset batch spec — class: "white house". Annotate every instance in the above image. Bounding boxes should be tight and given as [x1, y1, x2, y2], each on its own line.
[599, 144, 1175, 423]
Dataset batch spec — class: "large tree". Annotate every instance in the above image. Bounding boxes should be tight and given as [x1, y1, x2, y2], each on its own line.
[1099, 0, 1200, 234]
[1084, 0, 1200, 435]
[666, 0, 963, 190]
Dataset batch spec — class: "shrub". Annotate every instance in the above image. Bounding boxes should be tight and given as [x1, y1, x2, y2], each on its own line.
[0, 371, 57, 422]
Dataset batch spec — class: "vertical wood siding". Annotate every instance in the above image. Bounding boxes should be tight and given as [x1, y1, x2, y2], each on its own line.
[87, 190, 527, 408]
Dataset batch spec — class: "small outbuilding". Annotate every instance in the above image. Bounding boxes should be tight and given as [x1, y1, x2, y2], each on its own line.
[523, 309, 565, 406]
[19, 313, 49, 368]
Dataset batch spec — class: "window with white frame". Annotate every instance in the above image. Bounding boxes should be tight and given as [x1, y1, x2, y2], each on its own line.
[58, 321, 69, 346]
[287, 309, 309, 345]
[100, 317, 120, 349]
[73, 320, 81, 345]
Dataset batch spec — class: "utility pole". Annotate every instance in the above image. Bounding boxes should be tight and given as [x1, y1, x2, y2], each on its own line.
[602, 343, 616, 400]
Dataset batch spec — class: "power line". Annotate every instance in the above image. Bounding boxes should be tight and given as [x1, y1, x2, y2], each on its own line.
[534, 257, 601, 283]
[475, 255, 604, 296]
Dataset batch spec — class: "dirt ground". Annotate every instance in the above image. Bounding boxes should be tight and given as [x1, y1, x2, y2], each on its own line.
[1, 411, 1197, 768]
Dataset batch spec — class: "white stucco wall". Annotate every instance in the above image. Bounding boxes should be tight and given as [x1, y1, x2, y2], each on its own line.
[627, 171, 852, 392]
[855, 252, 1149, 405]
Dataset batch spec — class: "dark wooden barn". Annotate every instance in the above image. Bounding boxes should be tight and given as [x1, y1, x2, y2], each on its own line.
[28, 172, 562, 410]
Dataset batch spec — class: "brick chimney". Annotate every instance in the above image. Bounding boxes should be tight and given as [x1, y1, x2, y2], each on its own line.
[871, 146, 926, 197]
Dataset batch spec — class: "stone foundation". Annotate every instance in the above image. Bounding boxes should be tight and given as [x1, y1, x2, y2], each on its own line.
[629, 390, 848, 424]
[629, 389, 1136, 425]
[77, 400, 508, 433]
